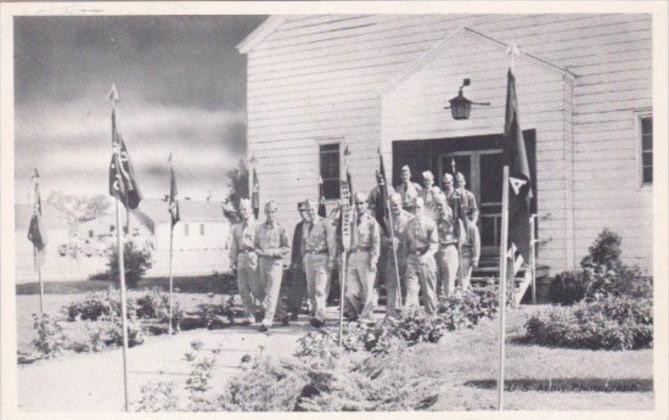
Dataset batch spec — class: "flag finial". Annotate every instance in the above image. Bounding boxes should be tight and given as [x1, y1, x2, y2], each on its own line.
[506, 43, 521, 71]
[168, 152, 173, 163]
[108, 83, 119, 102]
[31, 168, 40, 181]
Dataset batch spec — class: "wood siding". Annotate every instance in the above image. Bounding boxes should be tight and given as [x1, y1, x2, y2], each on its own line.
[244, 14, 653, 273]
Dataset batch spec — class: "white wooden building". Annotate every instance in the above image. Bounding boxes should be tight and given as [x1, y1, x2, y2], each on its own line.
[237, 14, 653, 274]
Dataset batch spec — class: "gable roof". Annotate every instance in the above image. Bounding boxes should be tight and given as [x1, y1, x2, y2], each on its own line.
[134, 198, 229, 226]
[381, 26, 575, 94]
[236, 16, 290, 54]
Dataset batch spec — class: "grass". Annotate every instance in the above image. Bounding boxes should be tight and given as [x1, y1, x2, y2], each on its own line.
[401, 305, 653, 410]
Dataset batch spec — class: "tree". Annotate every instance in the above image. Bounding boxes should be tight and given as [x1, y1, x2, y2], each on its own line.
[107, 241, 152, 288]
[225, 159, 249, 223]
[47, 191, 112, 232]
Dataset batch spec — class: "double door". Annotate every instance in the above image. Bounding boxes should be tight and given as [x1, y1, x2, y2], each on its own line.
[439, 150, 503, 256]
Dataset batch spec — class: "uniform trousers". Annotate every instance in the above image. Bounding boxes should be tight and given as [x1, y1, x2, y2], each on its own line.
[436, 244, 459, 298]
[383, 251, 407, 318]
[344, 250, 377, 322]
[304, 253, 331, 323]
[256, 256, 288, 326]
[235, 252, 259, 318]
[286, 267, 307, 315]
[459, 247, 475, 290]
[405, 253, 438, 315]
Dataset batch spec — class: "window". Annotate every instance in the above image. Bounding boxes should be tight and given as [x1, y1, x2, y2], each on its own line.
[640, 116, 652, 185]
[200, 224, 205, 236]
[319, 143, 340, 199]
[184, 223, 189, 236]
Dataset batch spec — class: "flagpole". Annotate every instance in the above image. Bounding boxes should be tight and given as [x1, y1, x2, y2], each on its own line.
[497, 165, 510, 411]
[34, 246, 44, 315]
[110, 84, 130, 412]
[530, 214, 537, 304]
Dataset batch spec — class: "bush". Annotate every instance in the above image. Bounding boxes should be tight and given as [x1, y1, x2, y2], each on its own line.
[63, 288, 137, 322]
[524, 295, 653, 350]
[32, 313, 69, 358]
[195, 295, 243, 328]
[549, 228, 651, 305]
[107, 241, 152, 288]
[135, 287, 184, 327]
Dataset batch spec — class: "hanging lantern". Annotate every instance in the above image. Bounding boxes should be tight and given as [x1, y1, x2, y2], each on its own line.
[444, 78, 490, 120]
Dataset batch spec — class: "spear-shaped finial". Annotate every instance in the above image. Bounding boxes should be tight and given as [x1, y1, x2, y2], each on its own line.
[109, 83, 119, 103]
[506, 43, 521, 72]
[31, 168, 40, 181]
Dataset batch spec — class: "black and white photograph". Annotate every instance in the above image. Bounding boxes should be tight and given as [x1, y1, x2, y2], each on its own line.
[1, 1, 668, 417]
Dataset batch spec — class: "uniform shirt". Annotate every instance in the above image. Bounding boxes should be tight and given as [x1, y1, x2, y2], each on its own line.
[395, 182, 423, 210]
[447, 188, 479, 223]
[436, 205, 459, 247]
[402, 214, 438, 258]
[462, 221, 481, 262]
[350, 212, 381, 263]
[383, 209, 414, 258]
[229, 219, 256, 262]
[419, 186, 442, 221]
[255, 220, 291, 259]
[304, 215, 337, 266]
[367, 184, 396, 212]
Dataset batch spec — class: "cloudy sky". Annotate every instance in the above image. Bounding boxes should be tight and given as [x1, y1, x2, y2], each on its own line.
[14, 15, 267, 204]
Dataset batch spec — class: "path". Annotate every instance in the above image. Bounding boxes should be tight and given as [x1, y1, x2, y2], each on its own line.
[17, 312, 328, 412]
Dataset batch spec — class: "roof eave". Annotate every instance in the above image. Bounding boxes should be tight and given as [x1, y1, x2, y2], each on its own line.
[236, 16, 290, 55]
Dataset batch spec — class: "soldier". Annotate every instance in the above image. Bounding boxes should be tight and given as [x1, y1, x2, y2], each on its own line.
[454, 172, 479, 225]
[229, 198, 259, 324]
[383, 192, 413, 318]
[303, 199, 337, 327]
[287, 201, 309, 320]
[401, 196, 439, 314]
[435, 195, 459, 298]
[459, 209, 481, 290]
[344, 192, 381, 323]
[419, 170, 441, 221]
[254, 201, 291, 332]
[395, 165, 423, 212]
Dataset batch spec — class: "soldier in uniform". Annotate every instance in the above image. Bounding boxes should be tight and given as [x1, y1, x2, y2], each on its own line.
[344, 192, 381, 323]
[229, 199, 259, 324]
[419, 170, 441, 221]
[287, 201, 309, 320]
[459, 209, 481, 290]
[454, 172, 479, 225]
[401, 196, 439, 314]
[395, 165, 423, 212]
[383, 192, 413, 318]
[254, 201, 291, 332]
[435, 195, 459, 298]
[303, 199, 337, 327]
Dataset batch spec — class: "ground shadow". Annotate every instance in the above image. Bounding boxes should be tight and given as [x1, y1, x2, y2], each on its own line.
[464, 378, 653, 392]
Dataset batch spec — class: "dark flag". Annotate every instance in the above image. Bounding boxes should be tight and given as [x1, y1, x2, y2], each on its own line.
[251, 167, 260, 219]
[27, 169, 47, 267]
[108, 95, 142, 210]
[375, 152, 391, 236]
[318, 176, 327, 217]
[503, 69, 532, 275]
[168, 153, 180, 226]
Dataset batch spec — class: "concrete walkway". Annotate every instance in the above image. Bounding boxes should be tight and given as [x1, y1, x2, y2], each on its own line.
[17, 313, 331, 412]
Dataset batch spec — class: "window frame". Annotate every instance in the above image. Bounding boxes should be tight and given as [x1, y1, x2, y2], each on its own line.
[314, 137, 345, 202]
[635, 109, 653, 188]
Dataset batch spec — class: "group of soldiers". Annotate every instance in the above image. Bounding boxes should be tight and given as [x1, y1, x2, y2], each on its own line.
[229, 165, 481, 332]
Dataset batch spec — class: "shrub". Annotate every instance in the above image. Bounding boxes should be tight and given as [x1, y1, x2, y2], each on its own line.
[524, 295, 653, 350]
[135, 287, 184, 328]
[104, 311, 145, 348]
[107, 241, 152, 288]
[135, 382, 179, 412]
[32, 313, 69, 358]
[580, 228, 623, 269]
[63, 288, 137, 321]
[549, 270, 588, 305]
[195, 295, 241, 328]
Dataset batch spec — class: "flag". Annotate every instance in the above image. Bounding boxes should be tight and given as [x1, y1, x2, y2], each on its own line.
[251, 167, 260, 219]
[109, 102, 142, 210]
[503, 68, 532, 276]
[27, 169, 47, 267]
[318, 176, 327, 217]
[337, 146, 353, 252]
[168, 153, 180, 227]
[375, 152, 391, 236]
